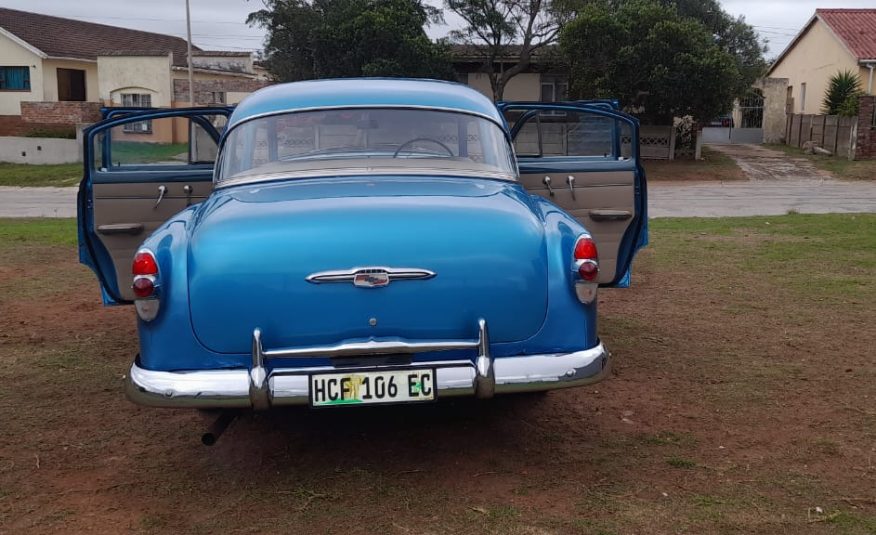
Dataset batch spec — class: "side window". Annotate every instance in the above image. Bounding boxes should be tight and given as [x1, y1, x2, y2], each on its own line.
[94, 115, 223, 170]
[0, 66, 31, 90]
[508, 109, 617, 158]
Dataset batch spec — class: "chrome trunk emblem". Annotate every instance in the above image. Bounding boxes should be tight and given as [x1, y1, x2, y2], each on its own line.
[306, 267, 436, 288]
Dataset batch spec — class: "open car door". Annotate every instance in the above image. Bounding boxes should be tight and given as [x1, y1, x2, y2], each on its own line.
[78, 106, 232, 304]
[498, 102, 648, 287]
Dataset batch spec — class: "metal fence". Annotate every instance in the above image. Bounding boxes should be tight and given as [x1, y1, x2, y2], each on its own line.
[785, 114, 857, 159]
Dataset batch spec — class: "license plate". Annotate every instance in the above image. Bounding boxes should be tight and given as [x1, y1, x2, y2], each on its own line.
[310, 369, 435, 407]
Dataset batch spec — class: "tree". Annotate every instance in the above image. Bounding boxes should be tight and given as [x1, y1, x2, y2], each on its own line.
[559, 0, 741, 123]
[248, 0, 454, 82]
[823, 70, 863, 117]
[661, 0, 768, 98]
[445, 0, 568, 101]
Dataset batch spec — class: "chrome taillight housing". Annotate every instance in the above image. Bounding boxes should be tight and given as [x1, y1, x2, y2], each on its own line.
[132, 249, 160, 321]
[573, 236, 599, 304]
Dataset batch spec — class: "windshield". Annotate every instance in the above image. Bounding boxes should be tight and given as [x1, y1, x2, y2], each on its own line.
[217, 108, 516, 184]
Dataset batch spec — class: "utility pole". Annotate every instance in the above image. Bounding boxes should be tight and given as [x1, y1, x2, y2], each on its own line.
[186, 0, 195, 107]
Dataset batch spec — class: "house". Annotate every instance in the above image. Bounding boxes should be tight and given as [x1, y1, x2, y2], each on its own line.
[767, 8, 876, 114]
[451, 45, 568, 102]
[0, 7, 268, 137]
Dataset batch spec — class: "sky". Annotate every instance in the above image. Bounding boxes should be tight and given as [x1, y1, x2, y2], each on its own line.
[2, 0, 875, 60]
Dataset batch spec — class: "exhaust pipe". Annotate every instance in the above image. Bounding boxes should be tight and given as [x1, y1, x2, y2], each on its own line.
[201, 411, 237, 446]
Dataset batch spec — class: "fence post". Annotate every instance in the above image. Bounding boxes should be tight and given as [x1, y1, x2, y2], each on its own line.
[668, 125, 676, 161]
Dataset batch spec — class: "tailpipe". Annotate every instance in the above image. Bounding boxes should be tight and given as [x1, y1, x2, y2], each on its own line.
[201, 411, 237, 446]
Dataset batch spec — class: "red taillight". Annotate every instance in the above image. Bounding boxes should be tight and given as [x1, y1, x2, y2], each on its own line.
[574, 237, 599, 282]
[132, 276, 155, 298]
[133, 251, 158, 276]
[132, 250, 158, 299]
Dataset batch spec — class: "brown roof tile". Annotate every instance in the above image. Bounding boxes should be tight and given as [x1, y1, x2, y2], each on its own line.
[817, 9, 876, 61]
[0, 7, 201, 66]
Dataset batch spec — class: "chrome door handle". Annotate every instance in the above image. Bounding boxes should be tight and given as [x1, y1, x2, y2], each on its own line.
[543, 176, 554, 196]
[183, 184, 193, 206]
[154, 185, 167, 208]
[567, 175, 576, 200]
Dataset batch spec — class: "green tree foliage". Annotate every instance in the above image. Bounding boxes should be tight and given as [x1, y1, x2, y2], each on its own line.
[660, 0, 768, 97]
[559, 0, 741, 122]
[248, 0, 454, 81]
[445, 0, 569, 101]
[823, 70, 863, 117]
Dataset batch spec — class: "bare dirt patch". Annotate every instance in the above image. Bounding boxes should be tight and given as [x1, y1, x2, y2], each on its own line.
[1, 216, 875, 534]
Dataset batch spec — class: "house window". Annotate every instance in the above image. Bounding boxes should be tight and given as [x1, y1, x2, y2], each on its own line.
[540, 76, 569, 102]
[121, 93, 153, 133]
[800, 83, 807, 112]
[208, 91, 226, 104]
[0, 66, 31, 91]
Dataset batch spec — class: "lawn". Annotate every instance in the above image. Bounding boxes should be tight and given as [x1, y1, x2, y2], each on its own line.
[0, 143, 188, 187]
[765, 143, 876, 181]
[644, 145, 746, 181]
[0, 163, 82, 187]
[1, 214, 875, 534]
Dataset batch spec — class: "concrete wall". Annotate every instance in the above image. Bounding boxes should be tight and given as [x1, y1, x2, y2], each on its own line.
[769, 19, 870, 114]
[0, 136, 80, 164]
[757, 77, 790, 143]
[97, 54, 173, 107]
[466, 72, 541, 101]
[42, 58, 99, 102]
[0, 31, 44, 115]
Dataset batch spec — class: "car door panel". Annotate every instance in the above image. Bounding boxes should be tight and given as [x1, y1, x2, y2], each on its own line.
[79, 107, 232, 304]
[499, 102, 647, 287]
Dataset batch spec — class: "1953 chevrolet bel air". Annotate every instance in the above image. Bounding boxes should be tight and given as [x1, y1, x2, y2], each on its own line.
[78, 79, 647, 413]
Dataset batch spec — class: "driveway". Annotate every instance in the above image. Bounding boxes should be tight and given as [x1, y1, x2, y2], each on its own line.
[649, 143, 876, 218]
[1, 144, 875, 219]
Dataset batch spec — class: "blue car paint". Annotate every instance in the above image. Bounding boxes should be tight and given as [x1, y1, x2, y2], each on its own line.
[226, 78, 506, 132]
[134, 178, 596, 371]
[77, 79, 646, 374]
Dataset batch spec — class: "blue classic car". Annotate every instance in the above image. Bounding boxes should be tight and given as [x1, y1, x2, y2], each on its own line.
[78, 79, 647, 415]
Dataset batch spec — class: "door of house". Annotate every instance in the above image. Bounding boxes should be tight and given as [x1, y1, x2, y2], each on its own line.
[57, 68, 86, 102]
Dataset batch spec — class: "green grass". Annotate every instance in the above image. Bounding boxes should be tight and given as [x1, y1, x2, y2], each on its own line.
[0, 163, 82, 187]
[765, 143, 876, 180]
[0, 218, 77, 247]
[108, 142, 188, 165]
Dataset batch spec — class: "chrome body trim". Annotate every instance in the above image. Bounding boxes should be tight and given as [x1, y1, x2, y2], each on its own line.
[306, 266, 436, 286]
[125, 343, 610, 408]
[125, 322, 611, 409]
[216, 167, 517, 189]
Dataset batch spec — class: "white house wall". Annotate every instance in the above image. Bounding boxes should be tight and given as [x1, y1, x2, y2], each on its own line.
[0, 30, 44, 114]
[467, 72, 541, 101]
[97, 55, 173, 107]
[41, 58, 99, 102]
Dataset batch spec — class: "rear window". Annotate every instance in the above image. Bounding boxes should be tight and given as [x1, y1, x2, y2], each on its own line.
[217, 108, 516, 184]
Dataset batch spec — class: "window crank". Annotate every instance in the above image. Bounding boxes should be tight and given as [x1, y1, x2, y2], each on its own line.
[567, 175, 576, 200]
[154, 185, 167, 208]
[543, 175, 554, 196]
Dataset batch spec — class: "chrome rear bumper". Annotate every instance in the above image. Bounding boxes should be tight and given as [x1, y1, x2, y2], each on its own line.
[125, 320, 610, 409]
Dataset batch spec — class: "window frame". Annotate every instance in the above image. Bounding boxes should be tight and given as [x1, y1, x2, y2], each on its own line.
[0, 66, 31, 92]
[120, 93, 154, 134]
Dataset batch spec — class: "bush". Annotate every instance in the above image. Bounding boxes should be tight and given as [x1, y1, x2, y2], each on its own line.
[23, 127, 76, 139]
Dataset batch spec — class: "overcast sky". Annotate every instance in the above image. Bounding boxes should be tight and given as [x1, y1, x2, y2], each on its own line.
[2, 0, 874, 60]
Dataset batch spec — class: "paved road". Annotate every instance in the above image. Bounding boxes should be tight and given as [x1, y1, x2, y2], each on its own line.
[1, 144, 875, 219]
[0, 186, 78, 218]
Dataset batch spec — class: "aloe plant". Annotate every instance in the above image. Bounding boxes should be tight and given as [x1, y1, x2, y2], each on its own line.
[822, 70, 863, 116]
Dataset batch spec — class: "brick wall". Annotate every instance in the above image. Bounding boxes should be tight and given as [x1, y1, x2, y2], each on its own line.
[0, 115, 77, 137]
[173, 79, 270, 104]
[20, 101, 102, 125]
[855, 96, 876, 160]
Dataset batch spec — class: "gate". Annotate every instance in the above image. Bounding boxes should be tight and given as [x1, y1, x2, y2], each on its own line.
[702, 89, 764, 144]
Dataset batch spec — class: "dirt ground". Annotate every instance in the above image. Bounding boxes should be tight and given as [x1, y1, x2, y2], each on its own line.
[1, 216, 875, 534]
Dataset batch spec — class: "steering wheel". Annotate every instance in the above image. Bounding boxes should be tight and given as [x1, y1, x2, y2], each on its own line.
[393, 137, 455, 158]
